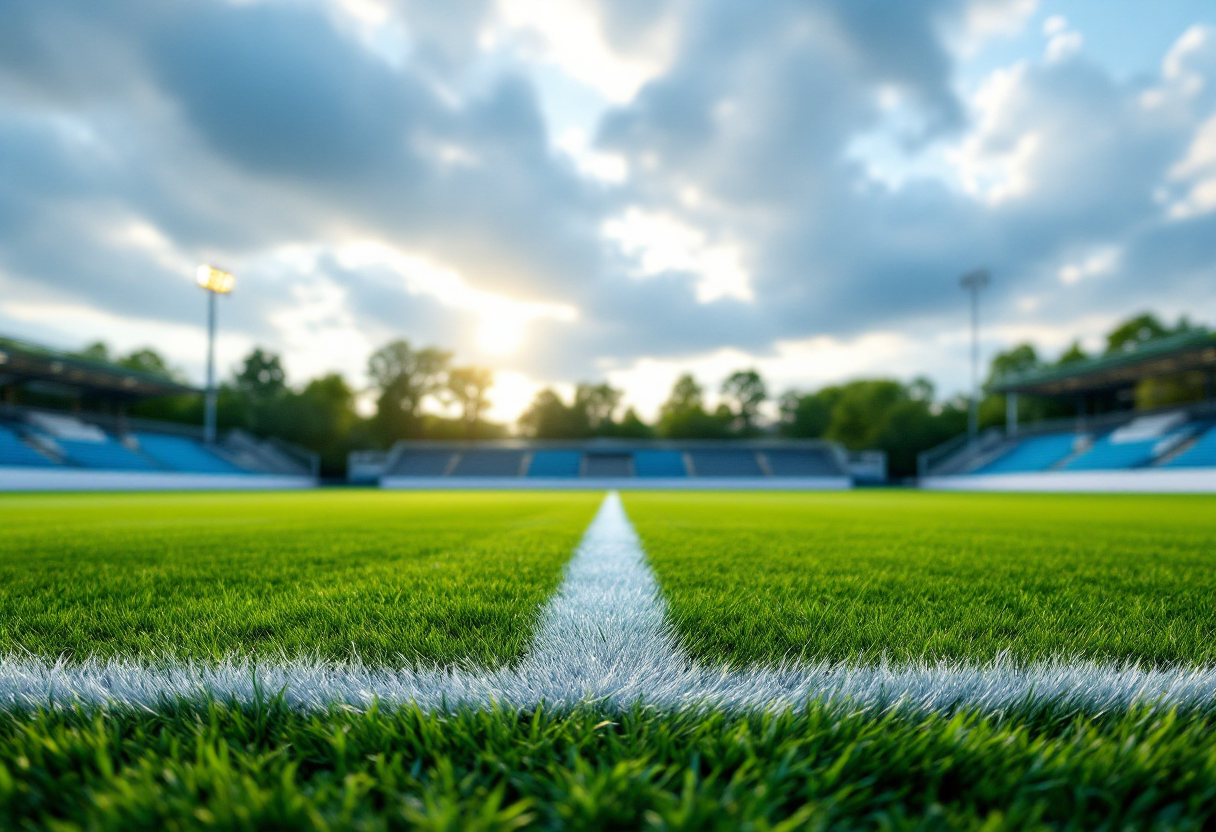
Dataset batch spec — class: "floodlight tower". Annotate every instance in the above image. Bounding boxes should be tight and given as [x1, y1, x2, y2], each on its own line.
[960, 268, 990, 444]
[196, 265, 235, 444]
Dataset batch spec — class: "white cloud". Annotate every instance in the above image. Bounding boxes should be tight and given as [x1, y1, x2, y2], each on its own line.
[956, 0, 1038, 56]
[491, 0, 673, 103]
[1045, 30, 1083, 63]
[1042, 15, 1068, 37]
[265, 278, 378, 388]
[1168, 112, 1216, 218]
[555, 127, 628, 182]
[950, 64, 1040, 204]
[602, 208, 753, 303]
[1057, 246, 1121, 285]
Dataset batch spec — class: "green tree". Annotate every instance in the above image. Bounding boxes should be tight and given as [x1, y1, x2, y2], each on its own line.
[985, 344, 1039, 389]
[446, 366, 494, 436]
[574, 383, 622, 431]
[368, 340, 452, 441]
[1057, 341, 1089, 365]
[1105, 313, 1170, 354]
[778, 389, 839, 438]
[610, 407, 656, 438]
[73, 342, 111, 363]
[657, 374, 731, 439]
[117, 348, 178, 380]
[824, 380, 907, 449]
[518, 389, 586, 438]
[720, 369, 766, 434]
[235, 348, 287, 399]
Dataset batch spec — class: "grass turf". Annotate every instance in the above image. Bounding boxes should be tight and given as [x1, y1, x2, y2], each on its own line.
[0, 491, 600, 667]
[3, 700, 1216, 831]
[623, 491, 1216, 668]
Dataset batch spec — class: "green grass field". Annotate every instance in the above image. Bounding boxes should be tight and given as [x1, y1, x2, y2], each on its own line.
[625, 491, 1216, 668]
[4, 488, 1216, 830]
[0, 491, 600, 666]
[4, 700, 1216, 831]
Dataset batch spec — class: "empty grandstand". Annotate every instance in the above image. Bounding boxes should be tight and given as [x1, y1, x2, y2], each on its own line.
[372, 439, 852, 489]
[921, 331, 1216, 491]
[0, 336, 316, 490]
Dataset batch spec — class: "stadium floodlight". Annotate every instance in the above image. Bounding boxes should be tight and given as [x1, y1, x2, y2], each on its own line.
[196, 264, 235, 294]
[960, 269, 990, 446]
[197, 265, 235, 444]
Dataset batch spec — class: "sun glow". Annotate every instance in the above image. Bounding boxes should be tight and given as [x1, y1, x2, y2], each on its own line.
[334, 242, 578, 355]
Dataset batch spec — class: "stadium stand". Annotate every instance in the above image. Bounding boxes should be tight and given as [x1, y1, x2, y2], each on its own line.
[584, 453, 633, 478]
[633, 450, 688, 478]
[376, 440, 851, 488]
[920, 332, 1216, 491]
[0, 424, 55, 466]
[973, 434, 1080, 474]
[0, 336, 318, 489]
[134, 433, 245, 474]
[57, 437, 158, 471]
[527, 450, 582, 477]
[765, 448, 846, 477]
[450, 449, 526, 476]
[1163, 424, 1216, 468]
[688, 449, 765, 477]
[391, 448, 455, 477]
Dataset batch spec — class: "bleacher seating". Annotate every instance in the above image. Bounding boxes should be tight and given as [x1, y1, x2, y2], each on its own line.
[526, 451, 582, 477]
[57, 437, 159, 471]
[688, 449, 764, 477]
[584, 453, 632, 477]
[1062, 435, 1176, 471]
[633, 450, 687, 477]
[0, 425, 56, 466]
[135, 433, 245, 474]
[764, 448, 838, 477]
[374, 441, 850, 483]
[974, 434, 1079, 474]
[390, 450, 455, 476]
[450, 450, 525, 476]
[1164, 425, 1216, 468]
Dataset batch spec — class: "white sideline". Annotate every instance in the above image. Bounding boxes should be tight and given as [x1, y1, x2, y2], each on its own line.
[4, 493, 1216, 713]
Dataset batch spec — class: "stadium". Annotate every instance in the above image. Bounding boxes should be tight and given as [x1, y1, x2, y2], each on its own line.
[3, 2, 1216, 829]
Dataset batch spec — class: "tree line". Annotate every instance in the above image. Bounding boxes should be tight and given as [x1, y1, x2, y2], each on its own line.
[50, 310, 1206, 479]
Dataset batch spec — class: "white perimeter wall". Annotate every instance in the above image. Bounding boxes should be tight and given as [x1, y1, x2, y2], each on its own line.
[380, 476, 852, 491]
[922, 468, 1216, 493]
[0, 467, 315, 492]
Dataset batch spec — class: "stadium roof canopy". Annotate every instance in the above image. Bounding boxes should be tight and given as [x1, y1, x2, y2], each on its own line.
[991, 330, 1216, 398]
[0, 336, 197, 401]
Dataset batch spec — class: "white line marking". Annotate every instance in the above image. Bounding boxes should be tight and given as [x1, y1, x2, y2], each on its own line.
[4, 492, 1216, 713]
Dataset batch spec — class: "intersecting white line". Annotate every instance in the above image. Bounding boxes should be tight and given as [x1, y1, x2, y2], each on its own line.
[4, 492, 1216, 714]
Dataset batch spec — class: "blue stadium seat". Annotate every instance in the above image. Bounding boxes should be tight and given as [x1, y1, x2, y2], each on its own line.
[527, 450, 582, 477]
[583, 453, 632, 477]
[135, 433, 245, 474]
[975, 434, 1078, 474]
[1061, 435, 1166, 471]
[450, 450, 525, 476]
[688, 449, 764, 477]
[58, 437, 158, 470]
[633, 450, 687, 477]
[390, 450, 456, 476]
[764, 449, 838, 477]
[0, 425, 57, 466]
[1163, 425, 1216, 468]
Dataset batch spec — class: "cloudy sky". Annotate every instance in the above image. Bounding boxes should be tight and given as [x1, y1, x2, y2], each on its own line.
[2, 0, 1215, 422]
